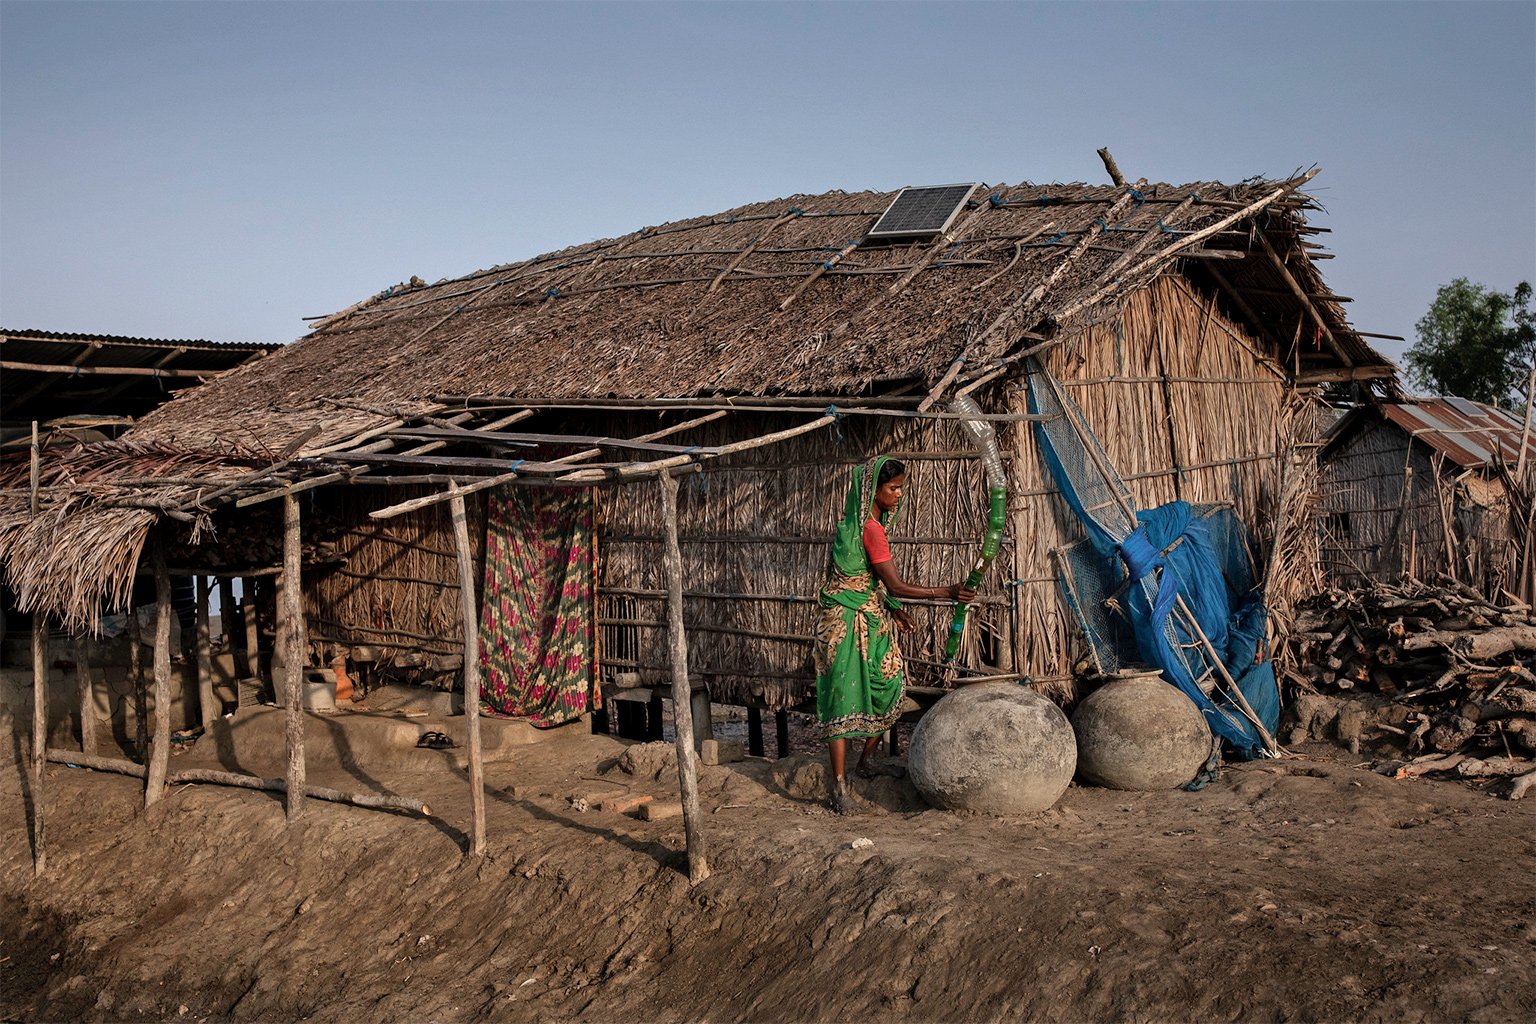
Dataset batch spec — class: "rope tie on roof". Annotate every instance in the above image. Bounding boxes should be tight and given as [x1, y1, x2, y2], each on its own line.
[1092, 218, 1111, 231]
[825, 404, 844, 443]
[1037, 195, 1054, 207]
[988, 193, 1004, 208]
[1157, 219, 1174, 234]
[789, 207, 805, 217]
[1128, 188, 1148, 206]
[545, 288, 559, 299]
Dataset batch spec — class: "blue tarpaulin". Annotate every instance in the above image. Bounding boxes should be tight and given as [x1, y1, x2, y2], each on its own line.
[1026, 359, 1280, 760]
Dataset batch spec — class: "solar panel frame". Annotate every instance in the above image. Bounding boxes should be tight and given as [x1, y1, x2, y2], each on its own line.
[864, 183, 979, 240]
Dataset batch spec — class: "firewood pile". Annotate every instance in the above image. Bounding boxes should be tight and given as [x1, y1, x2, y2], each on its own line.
[1287, 578, 1536, 799]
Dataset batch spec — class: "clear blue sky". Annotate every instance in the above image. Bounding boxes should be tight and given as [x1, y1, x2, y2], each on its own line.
[3, 1, 1533, 369]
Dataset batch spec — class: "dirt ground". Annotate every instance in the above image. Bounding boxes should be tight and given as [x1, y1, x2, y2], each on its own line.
[3, 708, 1534, 1024]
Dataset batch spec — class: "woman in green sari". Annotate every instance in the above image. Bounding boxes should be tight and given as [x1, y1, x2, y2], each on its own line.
[815, 456, 975, 814]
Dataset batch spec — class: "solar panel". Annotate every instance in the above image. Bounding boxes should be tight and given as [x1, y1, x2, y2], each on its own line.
[865, 183, 978, 240]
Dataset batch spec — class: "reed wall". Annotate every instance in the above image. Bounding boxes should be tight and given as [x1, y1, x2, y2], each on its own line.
[285, 273, 1307, 710]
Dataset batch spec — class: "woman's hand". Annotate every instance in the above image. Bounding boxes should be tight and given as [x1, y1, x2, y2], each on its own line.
[948, 582, 978, 603]
[892, 608, 917, 633]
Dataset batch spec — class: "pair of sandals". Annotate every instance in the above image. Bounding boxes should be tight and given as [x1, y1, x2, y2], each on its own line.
[416, 730, 456, 750]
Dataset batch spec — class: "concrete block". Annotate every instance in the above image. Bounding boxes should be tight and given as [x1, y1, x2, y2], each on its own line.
[700, 738, 744, 765]
[640, 800, 682, 821]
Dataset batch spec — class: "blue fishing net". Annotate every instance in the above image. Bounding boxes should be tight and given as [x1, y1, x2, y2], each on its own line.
[1027, 358, 1279, 760]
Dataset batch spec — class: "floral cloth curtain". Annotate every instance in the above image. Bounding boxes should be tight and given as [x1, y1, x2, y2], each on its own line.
[477, 486, 595, 727]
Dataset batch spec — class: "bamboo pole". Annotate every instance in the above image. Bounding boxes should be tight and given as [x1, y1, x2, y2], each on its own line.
[31, 613, 48, 875]
[281, 492, 305, 821]
[658, 469, 709, 884]
[449, 492, 486, 856]
[195, 575, 215, 730]
[44, 750, 431, 815]
[74, 635, 96, 755]
[144, 534, 173, 807]
[128, 605, 146, 760]
[0, 359, 222, 379]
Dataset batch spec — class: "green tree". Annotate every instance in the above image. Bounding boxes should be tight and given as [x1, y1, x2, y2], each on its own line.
[1404, 279, 1535, 407]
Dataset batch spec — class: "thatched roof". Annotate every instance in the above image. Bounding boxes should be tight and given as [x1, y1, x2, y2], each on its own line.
[124, 172, 1389, 457]
[3, 171, 1396, 629]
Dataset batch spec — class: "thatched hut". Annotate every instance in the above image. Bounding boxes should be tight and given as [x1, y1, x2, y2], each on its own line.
[1319, 397, 1536, 600]
[3, 169, 1394, 746]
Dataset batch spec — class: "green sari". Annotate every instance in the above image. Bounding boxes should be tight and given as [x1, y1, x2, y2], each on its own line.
[814, 455, 906, 741]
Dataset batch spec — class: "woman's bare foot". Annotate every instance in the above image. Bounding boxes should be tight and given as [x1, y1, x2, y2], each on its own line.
[829, 777, 857, 815]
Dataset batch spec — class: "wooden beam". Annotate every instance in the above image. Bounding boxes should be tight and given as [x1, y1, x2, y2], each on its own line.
[1295, 366, 1398, 384]
[1256, 230, 1353, 367]
[449, 493, 487, 856]
[281, 493, 305, 821]
[658, 469, 709, 884]
[144, 533, 173, 807]
[31, 614, 48, 876]
[0, 359, 218, 379]
[46, 750, 431, 815]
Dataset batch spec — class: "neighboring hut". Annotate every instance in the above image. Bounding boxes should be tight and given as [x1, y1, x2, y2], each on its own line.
[0, 328, 277, 706]
[1319, 397, 1536, 600]
[2, 166, 1396, 860]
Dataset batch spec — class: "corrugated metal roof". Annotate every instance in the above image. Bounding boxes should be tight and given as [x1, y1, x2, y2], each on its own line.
[2, 328, 277, 352]
[1381, 398, 1535, 468]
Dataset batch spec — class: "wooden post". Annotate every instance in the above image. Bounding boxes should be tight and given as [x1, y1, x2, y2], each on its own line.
[449, 492, 486, 856]
[776, 710, 790, 759]
[74, 635, 96, 756]
[1097, 147, 1126, 187]
[690, 688, 714, 750]
[127, 601, 146, 760]
[240, 581, 259, 680]
[746, 706, 764, 757]
[658, 470, 709, 884]
[31, 614, 48, 875]
[144, 533, 173, 807]
[281, 493, 305, 821]
[218, 576, 236, 644]
[195, 575, 215, 729]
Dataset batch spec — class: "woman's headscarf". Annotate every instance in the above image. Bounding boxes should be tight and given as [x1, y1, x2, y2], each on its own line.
[828, 454, 903, 580]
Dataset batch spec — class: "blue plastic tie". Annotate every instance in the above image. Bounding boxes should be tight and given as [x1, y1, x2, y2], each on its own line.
[988, 193, 1004, 208]
[1129, 187, 1147, 206]
[821, 261, 835, 270]
[682, 445, 700, 455]
[1093, 218, 1110, 231]
[1158, 219, 1174, 234]
[789, 206, 805, 216]
[508, 459, 526, 472]
[825, 404, 844, 442]
[545, 288, 559, 299]
[1037, 195, 1053, 207]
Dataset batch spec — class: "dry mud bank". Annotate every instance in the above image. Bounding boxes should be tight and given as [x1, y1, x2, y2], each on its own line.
[3, 727, 1534, 1023]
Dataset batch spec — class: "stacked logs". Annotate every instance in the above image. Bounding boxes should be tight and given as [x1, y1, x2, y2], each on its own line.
[1288, 578, 1536, 798]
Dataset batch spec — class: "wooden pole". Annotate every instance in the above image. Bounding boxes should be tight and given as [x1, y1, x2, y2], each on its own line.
[195, 574, 215, 729]
[776, 710, 790, 758]
[45, 750, 432, 815]
[31, 614, 48, 875]
[1097, 147, 1126, 187]
[281, 492, 305, 821]
[127, 604, 146, 761]
[746, 706, 764, 757]
[74, 635, 96, 755]
[144, 533, 173, 807]
[217, 576, 236, 648]
[449, 492, 486, 856]
[240, 581, 259, 681]
[658, 470, 709, 884]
